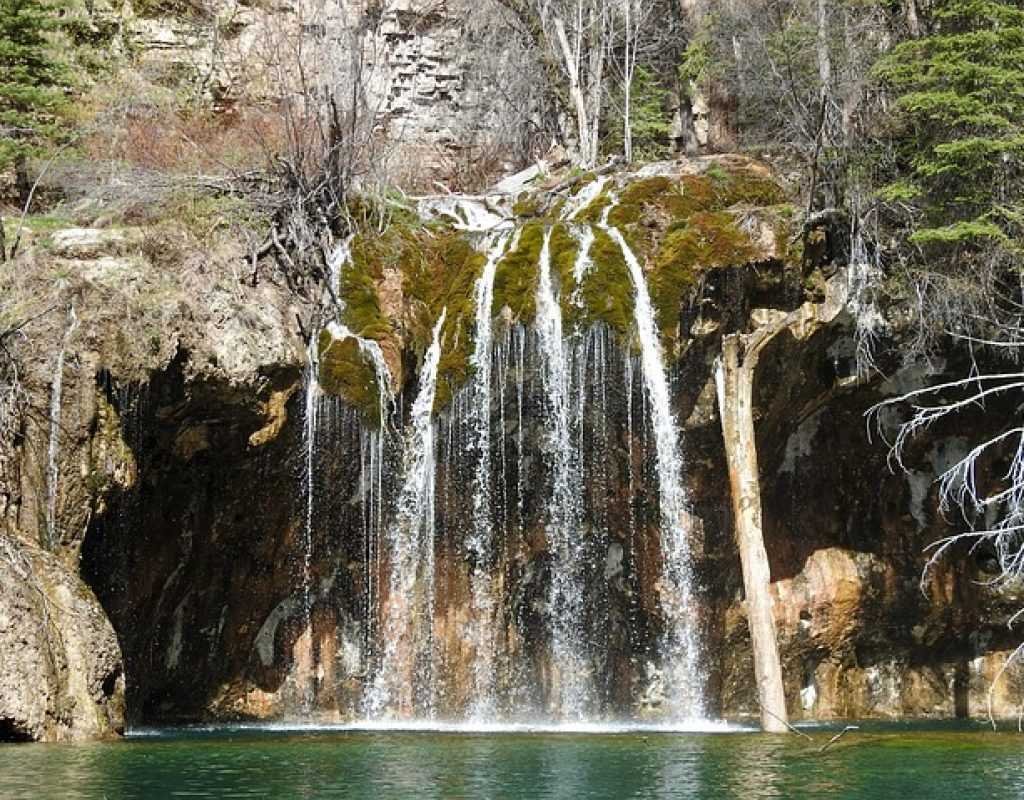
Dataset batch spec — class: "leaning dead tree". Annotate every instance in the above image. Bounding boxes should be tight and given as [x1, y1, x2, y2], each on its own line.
[715, 275, 847, 732]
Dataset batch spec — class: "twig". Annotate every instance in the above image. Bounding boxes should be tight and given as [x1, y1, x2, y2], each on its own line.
[758, 701, 813, 740]
[819, 725, 859, 753]
[10, 136, 82, 260]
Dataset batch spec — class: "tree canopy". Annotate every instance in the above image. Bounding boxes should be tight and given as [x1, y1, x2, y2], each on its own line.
[873, 0, 1024, 254]
[0, 0, 70, 176]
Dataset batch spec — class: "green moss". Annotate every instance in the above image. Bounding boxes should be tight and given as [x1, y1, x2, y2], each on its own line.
[577, 227, 636, 335]
[710, 169, 786, 208]
[608, 176, 676, 227]
[344, 192, 419, 232]
[574, 187, 615, 225]
[317, 330, 382, 424]
[513, 194, 543, 218]
[340, 240, 391, 341]
[605, 170, 785, 239]
[548, 198, 567, 220]
[767, 204, 802, 264]
[399, 228, 486, 410]
[492, 222, 546, 322]
[549, 223, 579, 322]
[650, 211, 758, 336]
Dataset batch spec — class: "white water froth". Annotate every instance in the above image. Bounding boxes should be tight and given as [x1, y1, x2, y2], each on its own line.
[46, 305, 78, 546]
[466, 232, 512, 719]
[128, 718, 748, 737]
[535, 228, 590, 719]
[365, 309, 447, 719]
[419, 196, 507, 232]
[563, 176, 609, 221]
[604, 223, 704, 720]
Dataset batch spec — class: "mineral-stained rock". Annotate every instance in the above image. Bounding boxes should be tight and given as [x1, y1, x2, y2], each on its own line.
[48, 228, 144, 260]
[0, 534, 124, 742]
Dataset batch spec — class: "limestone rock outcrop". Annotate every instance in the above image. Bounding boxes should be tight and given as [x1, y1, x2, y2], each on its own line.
[0, 535, 124, 741]
[3, 159, 1023, 738]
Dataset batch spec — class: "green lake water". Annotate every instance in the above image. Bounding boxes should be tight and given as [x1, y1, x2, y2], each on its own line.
[0, 721, 1020, 799]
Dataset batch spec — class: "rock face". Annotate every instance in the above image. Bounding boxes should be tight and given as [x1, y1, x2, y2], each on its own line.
[0, 535, 124, 741]
[0, 224, 305, 740]
[711, 326, 1024, 721]
[3, 159, 1024, 738]
[128, 0, 497, 165]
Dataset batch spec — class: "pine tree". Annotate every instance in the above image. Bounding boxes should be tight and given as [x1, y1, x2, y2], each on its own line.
[873, 0, 1024, 253]
[0, 0, 70, 212]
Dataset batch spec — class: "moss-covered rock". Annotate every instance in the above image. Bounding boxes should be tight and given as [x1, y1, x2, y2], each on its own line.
[649, 211, 758, 336]
[340, 240, 392, 342]
[317, 330, 383, 424]
[492, 222, 545, 323]
[327, 158, 795, 411]
[575, 227, 636, 336]
[403, 231, 486, 411]
[342, 220, 490, 410]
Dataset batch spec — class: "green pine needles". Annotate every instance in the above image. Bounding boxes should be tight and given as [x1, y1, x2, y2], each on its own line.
[0, 0, 71, 179]
[873, 0, 1024, 252]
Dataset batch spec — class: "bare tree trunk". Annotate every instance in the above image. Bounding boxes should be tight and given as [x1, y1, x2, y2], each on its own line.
[714, 274, 848, 733]
[14, 156, 31, 210]
[815, 0, 832, 93]
[587, 13, 604, 165]
[904, 0, 921, 37]
[622, 0, 633, 162]
[554, 15, 590, 165]
[716, 334, 788, 733]
[0, 213, 6, 262]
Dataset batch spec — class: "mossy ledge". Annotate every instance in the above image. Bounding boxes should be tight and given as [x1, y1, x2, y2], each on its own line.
[325, 158, 796, 413]
[342, 217, 488, 411]
[317, 330, 383, 425]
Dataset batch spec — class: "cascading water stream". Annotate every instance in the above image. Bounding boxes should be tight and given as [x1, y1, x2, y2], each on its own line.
[602, 220, 704, 720]
[46, 304, 78, 547]
[563, 176, 608, 221]
[298, 357, 320, 709]
[535, 227, 591, 719]
[365, 309, 447, 720]
[298, 239, 395, 711]
[275, 183, 710, 725]
[465, 232, 511, 719]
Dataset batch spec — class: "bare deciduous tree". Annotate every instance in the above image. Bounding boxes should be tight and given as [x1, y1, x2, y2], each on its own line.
[489, 0, 613, 166]
[716, 275, 848, 732]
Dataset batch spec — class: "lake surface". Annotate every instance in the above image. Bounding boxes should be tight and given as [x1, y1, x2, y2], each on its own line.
[0, 720, 1020, 799]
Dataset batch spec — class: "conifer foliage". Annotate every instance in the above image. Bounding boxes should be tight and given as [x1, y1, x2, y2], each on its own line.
[874, 0, 1024, 254]
[0, 0, 70, 204]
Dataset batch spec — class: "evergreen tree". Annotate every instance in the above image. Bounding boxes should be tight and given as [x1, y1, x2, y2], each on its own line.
[873, 0, 1024, 261]
[0, 0, 70, 214]
[605, 66, 672, 162]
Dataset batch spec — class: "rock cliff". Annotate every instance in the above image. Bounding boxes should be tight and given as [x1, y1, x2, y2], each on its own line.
[2, 157, 1021, 740]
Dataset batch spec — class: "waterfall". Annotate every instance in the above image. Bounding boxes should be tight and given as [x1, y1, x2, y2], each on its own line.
[603, 223, 704, 720]
[46, 305, 78, 547]
[466, 232, 511, 719]
[535, 228, 591, 719]
[276, 185, 712, 725]
[563, 176, 609, 221]
[294, 238, 395, 712]
[298, 361, 320, 709]
[365, 308, 447, 719]
[570, 227, 595, 308]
